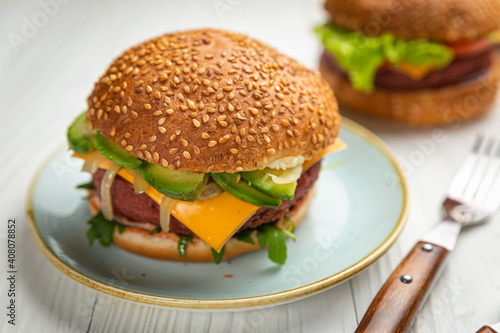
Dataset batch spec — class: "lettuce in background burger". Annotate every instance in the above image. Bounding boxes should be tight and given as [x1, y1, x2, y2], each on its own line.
[315, 0, 500, 125]
[67, 29, 343, 264]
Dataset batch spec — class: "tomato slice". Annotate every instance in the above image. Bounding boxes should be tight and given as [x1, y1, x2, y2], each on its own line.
[446, 39, 494, 59]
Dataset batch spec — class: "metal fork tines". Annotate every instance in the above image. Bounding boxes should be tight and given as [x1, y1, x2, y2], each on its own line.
[446, 134, 500, 224]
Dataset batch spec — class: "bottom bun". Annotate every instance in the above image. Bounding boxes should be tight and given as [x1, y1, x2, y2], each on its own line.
[319, 51, 500, 126]
[87, 185, 316, 262]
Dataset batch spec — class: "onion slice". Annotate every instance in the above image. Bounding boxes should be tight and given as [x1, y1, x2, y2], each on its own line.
[82, 150, 107, 174]
[267, 165, 303, 184]
[132, 169, 148, 194]
[101, 162, 122, 221]
[159, 195, 176, 233]
[198, 181, 223, 200]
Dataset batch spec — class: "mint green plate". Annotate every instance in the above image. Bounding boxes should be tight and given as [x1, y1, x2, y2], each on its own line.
[27, 119, 407, 310]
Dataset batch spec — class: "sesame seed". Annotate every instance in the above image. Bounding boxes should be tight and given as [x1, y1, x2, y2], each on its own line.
[202, 79, 210, 86]
[249, 108, 259, 116]
[194, 146, 200, 155]
[202, 115, 210, 123]
[170, 148, 178, 154]
[153, 152, 160, 161]
[228, 92, 235, 100]
[230, 148, 238, 154]
[158, 127, 166, 133]
[144, 104, 152, 110]
[261, 127, 269, 134]
[201, 132, 210, 139]
[181, 139, 189, 147]
[114, 105, 120, 113]
[267, 148, 276, 155]
[154, 91, 161, 99]
[158, 118, 166, 125]
[146, 85, 153, 93]
[183, 151, 192, 159]
[166, 109, 174, 115]
[216, 93, 224, 100]
[282, 120, 290, 127]
[193, 119, 201, 127]
[149, 135, 157, 142]
[153, 110, 162, 116]
[263, 134, 271, 143]
[271, 124, 280, 131]
[97, 109, 103, 119]
[187, 99, 196, 110]
[208, 141, 217, 147]
[161, 159, 169, 167]
[140, 144, 147, 150]
[170, 134, 177, 141]
[184, 86, 190, 94]
[110, 128, 116, 136]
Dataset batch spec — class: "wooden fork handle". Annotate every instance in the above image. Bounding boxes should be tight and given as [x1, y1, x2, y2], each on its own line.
[477, 326, 499, 333]
[355, 241, 449, 333]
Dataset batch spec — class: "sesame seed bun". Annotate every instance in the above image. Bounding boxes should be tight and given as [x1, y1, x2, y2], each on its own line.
[319, 51, 500, 125]
[87, 29, 340, 173]
[87, 185, 316, 262]
[324, 0, 500, 42]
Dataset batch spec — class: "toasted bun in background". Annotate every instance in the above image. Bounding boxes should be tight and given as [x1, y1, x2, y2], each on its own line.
[88, 185, 316, 262]
[87, 29, 340, 173]
[324, 0, 500, 42]
[319, 52, 500, 125]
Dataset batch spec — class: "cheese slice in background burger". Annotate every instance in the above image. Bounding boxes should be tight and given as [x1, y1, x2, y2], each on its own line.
[315, 0, 500, 126]
[67, 29, 343, 264]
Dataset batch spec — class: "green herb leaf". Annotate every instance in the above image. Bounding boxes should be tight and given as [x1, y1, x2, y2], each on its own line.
[77, 182, 94, 189]
[233, 229, 255, 245]
[314, 23, 454, 92]
[117, 224, 125, 234]
[149, 227, 161, 235]
[257, 229, 268, 249]
[86, 212, 116, 247]
[263, 225, 287, 265]
[211, 246, 225, 264]
[178, 235, 193, 257]
[281, 228, 296, 242]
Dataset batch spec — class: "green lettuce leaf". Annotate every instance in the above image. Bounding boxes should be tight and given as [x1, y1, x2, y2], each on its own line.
[314, 23, 454, 92]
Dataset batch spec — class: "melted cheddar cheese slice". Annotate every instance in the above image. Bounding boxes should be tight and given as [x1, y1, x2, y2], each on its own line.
[74, 138, 345, 251]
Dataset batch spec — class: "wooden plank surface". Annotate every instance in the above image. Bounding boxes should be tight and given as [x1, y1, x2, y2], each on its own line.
[1, 0, 500, 332]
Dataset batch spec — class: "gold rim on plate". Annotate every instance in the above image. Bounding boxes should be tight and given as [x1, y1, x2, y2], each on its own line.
[26, 118, 408, 310]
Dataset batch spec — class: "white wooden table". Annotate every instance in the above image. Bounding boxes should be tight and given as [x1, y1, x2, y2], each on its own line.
[2, 0, 500, 332]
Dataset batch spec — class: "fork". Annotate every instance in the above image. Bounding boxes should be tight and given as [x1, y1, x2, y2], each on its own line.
[355, 134, 500, 333]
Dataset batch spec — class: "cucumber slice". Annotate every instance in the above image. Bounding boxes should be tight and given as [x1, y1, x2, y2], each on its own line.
[211, 173, 282, 208]
[138, 162, 208, 201]
[67, 111, 97, 154]
[96, 131, 142, 169]
[240, 168, 297, 200]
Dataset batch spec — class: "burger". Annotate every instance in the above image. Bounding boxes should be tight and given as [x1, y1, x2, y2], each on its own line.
[315, 0, 500, 125]
[67, 29, 343, 264]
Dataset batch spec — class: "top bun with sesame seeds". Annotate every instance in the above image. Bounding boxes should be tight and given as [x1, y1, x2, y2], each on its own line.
[86, 29, 340, 173]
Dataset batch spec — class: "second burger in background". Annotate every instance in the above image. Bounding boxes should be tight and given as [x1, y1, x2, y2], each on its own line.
[315, 0, 500, 125]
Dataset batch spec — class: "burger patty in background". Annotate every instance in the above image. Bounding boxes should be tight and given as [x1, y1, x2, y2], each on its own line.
[321, 46, 494, 91]
[91, 161, 322, 236]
